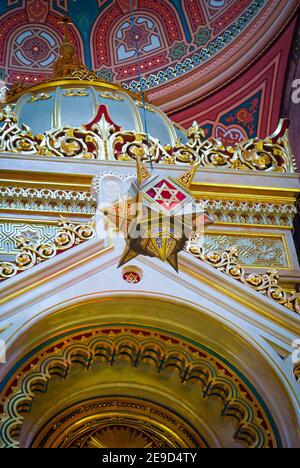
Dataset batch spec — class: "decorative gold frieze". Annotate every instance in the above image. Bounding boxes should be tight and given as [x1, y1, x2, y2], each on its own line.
[93, 173, 298, 228]
[170, 121, 296, 172]
[0, 187, 96, 217]
[196, 200, 296, 229]
[0, 106, 296, 173]
[185, 238, 300, 314]
[41, 127, 104, 159]
[113, 120, 297, 172]
[0, 217, 96, 282]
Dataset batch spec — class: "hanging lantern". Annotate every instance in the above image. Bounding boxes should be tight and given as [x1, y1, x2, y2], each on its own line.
[102, 158, 213, 271]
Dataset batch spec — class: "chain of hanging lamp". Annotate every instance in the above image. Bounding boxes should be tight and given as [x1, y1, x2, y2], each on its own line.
[130, 0, 154, 171]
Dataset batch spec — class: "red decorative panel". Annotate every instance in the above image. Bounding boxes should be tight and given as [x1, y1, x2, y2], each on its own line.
[169, 20, 296, 144]
[182, 0, 205, 33]
[91, 0, 184, 81]
[0, 4, 84, 85]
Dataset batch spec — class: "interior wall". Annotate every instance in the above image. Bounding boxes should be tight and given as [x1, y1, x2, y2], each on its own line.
[169, 18, 297, 145]
[281, 14, 300, 170]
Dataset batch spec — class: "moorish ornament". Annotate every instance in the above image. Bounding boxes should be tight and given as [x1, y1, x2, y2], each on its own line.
[102, 158, 212, 271]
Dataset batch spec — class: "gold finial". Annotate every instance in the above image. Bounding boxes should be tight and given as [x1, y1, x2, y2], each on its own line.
[59, 16, 72, 41]
[175, 163, 199, 190]
[136, 155, 152, 186]
[52, 16, 82, 79]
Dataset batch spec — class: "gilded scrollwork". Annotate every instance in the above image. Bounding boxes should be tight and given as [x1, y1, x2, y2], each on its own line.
[0, 262, 18, 281]
[111, 131, 166, 162]
[185, 238, 300, 314]
[0, 217, 96, 282]
[63, 88, 89, 97]
[100, 91, 124, 101]
[168, 121, 296, 172]
[27, 93, 52, 104]
[0, 105, 296, 172]
[41, 127, 104, 159]
[0, 105, 41, 154]
[294, 362, 300, 383]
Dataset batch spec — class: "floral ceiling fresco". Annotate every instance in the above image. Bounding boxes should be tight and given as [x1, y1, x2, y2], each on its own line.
[0, 0, 299, 165]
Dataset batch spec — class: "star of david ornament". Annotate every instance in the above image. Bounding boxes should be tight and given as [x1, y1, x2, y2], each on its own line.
[102, 158, 213, 272]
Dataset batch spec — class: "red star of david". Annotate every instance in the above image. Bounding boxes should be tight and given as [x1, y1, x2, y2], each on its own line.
[146, 179, 187, 211]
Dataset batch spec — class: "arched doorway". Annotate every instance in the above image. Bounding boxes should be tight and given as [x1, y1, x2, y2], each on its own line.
[0, 294, 297, 448]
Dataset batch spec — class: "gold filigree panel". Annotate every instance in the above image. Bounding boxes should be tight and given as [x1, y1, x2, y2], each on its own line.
[185, 239, 300, 313]
[0, 217, 96, 282]
[204, 232, 290, 269]
[0, 221, 60, 260]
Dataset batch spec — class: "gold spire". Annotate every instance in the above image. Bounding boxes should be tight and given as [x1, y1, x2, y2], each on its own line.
[52, 17, 82, 79]
[60, 16, 72, 41]
[136, 155, 152, 186]
[174, 163, 199, 190]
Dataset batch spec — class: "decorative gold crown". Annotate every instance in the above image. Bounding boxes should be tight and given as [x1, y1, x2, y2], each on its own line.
[52, 16, 99, 81]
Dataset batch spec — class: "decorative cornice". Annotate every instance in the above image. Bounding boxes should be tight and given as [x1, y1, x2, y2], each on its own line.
[195, 199, 296, 228]
[93, 172, 297, 228]
[185, 239, 300, 314]
[0, 186, 96, 216]
[1, 183, 294, 227]
[0, 217, 96, 282]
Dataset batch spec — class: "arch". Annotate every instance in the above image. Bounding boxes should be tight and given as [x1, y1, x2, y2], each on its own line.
[0, 326, 280, 449]
[1, 293, 298, 448]
[0, 7, 84, 84]
[182, 0, 206, 34]
[90, 0, 184, 82]
[112, 13, 167, 64]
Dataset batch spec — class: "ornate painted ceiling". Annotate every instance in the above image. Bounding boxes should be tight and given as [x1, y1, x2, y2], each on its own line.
[0, 0, 299, 164]
[0, 0, 296, 92]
